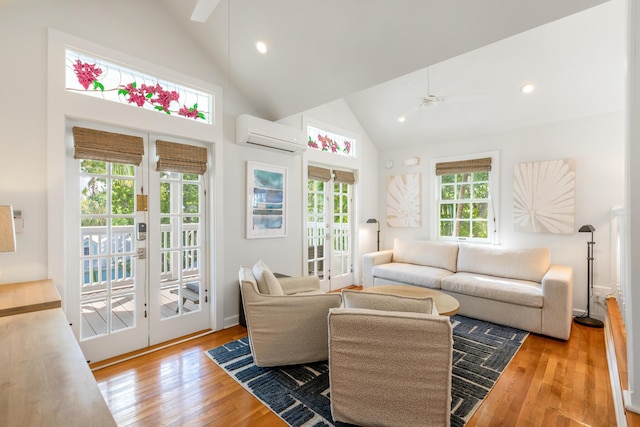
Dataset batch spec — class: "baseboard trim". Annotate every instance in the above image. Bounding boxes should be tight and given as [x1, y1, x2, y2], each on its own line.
[224, 314, 240, 329]
[623, 390, 640, 415]
[604, 311, 629, 427]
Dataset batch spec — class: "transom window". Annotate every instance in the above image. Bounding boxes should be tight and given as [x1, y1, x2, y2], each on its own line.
[65, 49, 212, 123]
[307, 125, 355, 157]
[435, 156, 496, 243]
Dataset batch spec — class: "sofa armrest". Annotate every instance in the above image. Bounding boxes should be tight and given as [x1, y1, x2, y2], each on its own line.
[278, 276, 321, 295]
[363, 250, 394, 288]
[541, 265, 573, 340]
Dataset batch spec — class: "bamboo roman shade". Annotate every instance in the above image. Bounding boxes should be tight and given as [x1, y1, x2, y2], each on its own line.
[72, 127, 144, 166]
[435, 157, 492, 176]
[308, 166, 332, 182]
[333, 170, 356, 185]
[308, 166, 356, 184]
[156, 140, 208, 175]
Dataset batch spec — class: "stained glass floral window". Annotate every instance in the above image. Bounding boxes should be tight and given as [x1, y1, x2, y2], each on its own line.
[307, 125, 355, 157]
[65, 49, 212, 124]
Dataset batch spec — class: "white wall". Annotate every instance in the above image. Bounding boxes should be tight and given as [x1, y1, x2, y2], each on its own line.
[222, 99, 379, 325]
[377, 111, 625, 317]
[624, 0, 640, 411]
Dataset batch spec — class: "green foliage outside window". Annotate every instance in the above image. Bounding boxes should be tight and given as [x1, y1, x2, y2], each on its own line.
[80, 161, 135, 227]
[438, 171, 490, 240]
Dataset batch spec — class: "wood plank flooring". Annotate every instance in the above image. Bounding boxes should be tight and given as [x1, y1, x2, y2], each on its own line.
[94, 307, 621, 426]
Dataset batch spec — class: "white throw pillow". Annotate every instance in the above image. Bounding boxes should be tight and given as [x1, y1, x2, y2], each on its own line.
[342, 290, 434, 314]
[252, 259, 284, 295]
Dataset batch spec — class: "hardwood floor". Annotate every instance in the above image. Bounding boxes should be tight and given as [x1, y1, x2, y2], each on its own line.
[94, 311, 620, 426]
[467, 322, 614, 426]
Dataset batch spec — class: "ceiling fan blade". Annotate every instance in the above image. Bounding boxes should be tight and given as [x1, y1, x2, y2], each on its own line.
[191, 0, 222, 23]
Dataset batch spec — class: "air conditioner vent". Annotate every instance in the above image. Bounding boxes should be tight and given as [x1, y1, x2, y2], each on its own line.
[236, 114, 307, 155]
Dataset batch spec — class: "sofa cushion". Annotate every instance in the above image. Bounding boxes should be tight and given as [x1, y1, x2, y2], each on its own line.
[252, 259, 284, 295]
[457, 244, 550, 283]
[441, 272, 543, 308]
[371, 263, 454, 289]
[342, 290, 435, 314]
[392, 239, 459, 272]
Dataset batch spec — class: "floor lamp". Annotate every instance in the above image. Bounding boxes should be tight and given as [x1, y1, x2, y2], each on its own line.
[574, 224, 603, 328]
[366, 218, 380, 251]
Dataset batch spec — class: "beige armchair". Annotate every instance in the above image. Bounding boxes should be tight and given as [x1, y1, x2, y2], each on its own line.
[238, 265, 342, 367]
[328, 291, 454, 427]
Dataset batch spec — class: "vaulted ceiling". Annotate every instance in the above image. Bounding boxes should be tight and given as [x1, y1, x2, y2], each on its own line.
[55, 1, 634, 149]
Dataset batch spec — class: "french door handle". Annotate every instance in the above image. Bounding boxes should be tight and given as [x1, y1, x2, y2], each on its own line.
[130, 248, 146, 260]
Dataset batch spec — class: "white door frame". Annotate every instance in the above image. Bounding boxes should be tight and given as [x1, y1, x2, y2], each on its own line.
[65, 121, 211, 362]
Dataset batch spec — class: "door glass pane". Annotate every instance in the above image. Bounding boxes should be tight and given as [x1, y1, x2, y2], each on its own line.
[332, 182, 351, 277]
[159, 172, 204, 318]
[81, 297, 107, 339]
[79, 160, 137, 340]
[307, 179, 326, 278]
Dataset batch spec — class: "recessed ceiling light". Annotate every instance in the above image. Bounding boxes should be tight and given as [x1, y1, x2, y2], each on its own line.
[397, 116, 406, 123]
[521, 83, 535, 94]
[256, 41, 268, 54]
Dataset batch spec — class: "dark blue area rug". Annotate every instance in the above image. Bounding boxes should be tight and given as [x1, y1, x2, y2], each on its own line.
[206, 315, 528, 427]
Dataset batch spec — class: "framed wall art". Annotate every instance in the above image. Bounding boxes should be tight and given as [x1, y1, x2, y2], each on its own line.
[513, 158, 575, 234]
[246, 162, 287, 239]
[386, 173, 421, 228]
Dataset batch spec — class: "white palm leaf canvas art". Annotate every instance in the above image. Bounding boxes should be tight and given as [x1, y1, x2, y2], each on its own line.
[386, 173, 421, 228]
[513, 159, 575, 234]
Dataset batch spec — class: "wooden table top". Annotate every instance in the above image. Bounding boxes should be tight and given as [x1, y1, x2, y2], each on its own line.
[0, 279, 61, 317]
[0, 309, 116, 426]
[364, 284, 460, 316]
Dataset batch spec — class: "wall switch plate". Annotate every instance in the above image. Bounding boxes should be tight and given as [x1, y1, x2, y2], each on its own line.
[13, 210, 23, 233]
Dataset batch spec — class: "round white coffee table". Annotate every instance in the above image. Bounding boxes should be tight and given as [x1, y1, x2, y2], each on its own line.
[364, 285, 460, 316]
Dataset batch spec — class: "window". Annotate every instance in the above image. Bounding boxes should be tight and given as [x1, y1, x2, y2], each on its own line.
[307, 125, 355, 157]
[65, 49, 212, 123]
[435, 155, 497, 243]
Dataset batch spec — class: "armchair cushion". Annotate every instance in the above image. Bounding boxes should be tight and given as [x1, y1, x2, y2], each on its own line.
[342, 290, 435, 314]
[252, 259, 283, 295]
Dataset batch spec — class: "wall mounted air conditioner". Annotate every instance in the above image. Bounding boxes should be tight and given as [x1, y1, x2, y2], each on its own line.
[236, 114, 307, 155]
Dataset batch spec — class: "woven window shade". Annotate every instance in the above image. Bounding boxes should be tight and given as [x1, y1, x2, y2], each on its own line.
[435, 157, 492, 176]
[308, 166, 332, 182]
[156, 140, 208, 175]
[334, 170, 356, 185]
[73, 127, 144, 166]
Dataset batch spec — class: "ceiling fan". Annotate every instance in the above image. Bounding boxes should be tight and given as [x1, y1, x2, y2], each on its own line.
[191, 0, 222, 23]
[398, 68, 478, 121]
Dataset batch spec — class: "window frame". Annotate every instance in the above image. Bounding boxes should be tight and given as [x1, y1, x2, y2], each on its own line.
[431, 151, 500, 244]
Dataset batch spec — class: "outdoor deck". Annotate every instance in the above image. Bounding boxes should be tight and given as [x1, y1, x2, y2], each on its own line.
[81, 287, 199, 339]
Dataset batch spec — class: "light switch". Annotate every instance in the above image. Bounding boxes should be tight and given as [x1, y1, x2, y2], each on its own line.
[13, 210, 23, 233]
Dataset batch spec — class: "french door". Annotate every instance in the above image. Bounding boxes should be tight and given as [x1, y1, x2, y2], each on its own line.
[147, 135, 209, 344]
[307, 169, 354, 291]
[66, 121, 210, 363]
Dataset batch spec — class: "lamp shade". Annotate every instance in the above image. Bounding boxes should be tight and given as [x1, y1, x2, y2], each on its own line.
[579, 224, 595, 233]
[0, 205, 16, 252]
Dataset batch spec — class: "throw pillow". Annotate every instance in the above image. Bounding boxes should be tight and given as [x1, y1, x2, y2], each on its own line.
[252, 259, 284, 295]
[342, 289, 434, 314]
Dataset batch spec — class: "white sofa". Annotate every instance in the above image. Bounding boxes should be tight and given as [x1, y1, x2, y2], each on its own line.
[363, 238, 573, 340]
